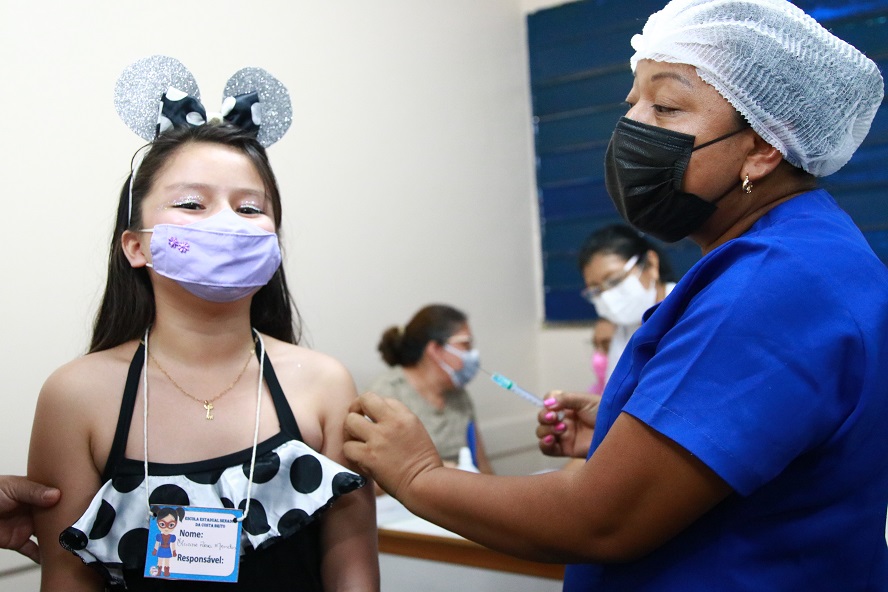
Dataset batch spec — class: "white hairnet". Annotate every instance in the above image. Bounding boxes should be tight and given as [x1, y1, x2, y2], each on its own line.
[630, 0, 884, 177]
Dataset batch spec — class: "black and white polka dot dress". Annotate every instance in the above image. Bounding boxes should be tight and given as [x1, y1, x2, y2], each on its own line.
[60, 342, 365, 591]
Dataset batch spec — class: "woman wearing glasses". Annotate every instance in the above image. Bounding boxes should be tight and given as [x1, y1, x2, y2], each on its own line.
[579, 224, 677, 383]
[368, 304, 494, 474]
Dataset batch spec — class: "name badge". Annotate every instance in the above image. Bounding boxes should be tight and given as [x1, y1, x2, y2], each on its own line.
[144, 505, 242, 583]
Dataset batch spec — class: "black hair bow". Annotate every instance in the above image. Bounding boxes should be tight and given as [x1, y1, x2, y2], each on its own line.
[158, 88, 260, 138]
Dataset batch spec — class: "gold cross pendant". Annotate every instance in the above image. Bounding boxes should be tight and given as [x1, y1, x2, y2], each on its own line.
[203, 401, 214, 420]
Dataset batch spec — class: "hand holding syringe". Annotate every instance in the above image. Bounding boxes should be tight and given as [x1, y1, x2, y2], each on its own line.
[480, 368, 593, 458]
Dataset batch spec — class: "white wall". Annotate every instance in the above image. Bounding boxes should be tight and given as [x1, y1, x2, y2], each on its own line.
[0, 0, 593, 584]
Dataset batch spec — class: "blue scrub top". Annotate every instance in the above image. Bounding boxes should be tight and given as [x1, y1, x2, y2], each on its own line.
[564, 189, 888, 591]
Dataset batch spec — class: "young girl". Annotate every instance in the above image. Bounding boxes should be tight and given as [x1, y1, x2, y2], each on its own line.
[28, 119, 379, 590]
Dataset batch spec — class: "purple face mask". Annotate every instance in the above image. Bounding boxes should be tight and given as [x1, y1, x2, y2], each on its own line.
[143, 209, 282, 303]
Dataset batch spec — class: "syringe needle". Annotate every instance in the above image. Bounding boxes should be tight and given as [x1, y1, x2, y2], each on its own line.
[486, 370, 545, 407]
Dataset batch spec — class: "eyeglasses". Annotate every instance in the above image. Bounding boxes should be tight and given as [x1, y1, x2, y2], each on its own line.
[581, 254, 640, 302]
[446, 336, 475, 350]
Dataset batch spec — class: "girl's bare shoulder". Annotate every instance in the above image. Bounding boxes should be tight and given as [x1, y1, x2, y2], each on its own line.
[39, 341, 141, 407]
[261, 335, 354, 390]
[32, 342, 142, 478]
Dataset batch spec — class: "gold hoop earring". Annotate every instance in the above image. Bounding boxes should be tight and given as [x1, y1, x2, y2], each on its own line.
[742, 175, 753, 194]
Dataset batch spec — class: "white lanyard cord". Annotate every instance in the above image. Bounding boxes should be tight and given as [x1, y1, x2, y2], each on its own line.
[239, 331, 265, 523]
[142, 328, 265, 522]
[142, 331, 149, 518]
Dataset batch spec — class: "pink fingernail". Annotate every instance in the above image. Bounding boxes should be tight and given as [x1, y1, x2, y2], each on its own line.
[544, 411, 556, 421]
[544, 398, 557, 407]
[555, 422, 566, 432]
[542, 435, 554, 445]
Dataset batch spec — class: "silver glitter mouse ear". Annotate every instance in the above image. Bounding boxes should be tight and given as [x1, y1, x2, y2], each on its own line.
[222, 67, 292, 147]
[114, 55, 201, 141]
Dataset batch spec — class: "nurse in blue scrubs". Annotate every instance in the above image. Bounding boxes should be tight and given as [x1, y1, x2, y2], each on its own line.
[344, 1, 888, 590]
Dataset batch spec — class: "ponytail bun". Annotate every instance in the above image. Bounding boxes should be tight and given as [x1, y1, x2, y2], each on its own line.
[377, 326, 404, 366]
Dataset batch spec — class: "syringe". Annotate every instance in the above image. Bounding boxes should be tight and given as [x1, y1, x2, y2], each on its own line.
[480, 368, 545, 407]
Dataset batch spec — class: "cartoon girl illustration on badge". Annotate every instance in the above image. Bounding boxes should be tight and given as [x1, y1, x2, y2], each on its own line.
[151, 506, 185, 577]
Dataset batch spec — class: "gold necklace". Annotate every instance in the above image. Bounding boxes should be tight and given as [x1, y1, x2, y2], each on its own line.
[147, 346, 255, 420]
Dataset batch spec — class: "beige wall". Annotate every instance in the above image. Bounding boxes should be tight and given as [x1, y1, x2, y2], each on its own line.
[0, 0, 591, 585]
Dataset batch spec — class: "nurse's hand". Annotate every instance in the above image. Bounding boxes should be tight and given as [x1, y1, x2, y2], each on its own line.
[536, 391, 600, 459]
[343, 392, 443, 500]
[0, 475, 61, 563]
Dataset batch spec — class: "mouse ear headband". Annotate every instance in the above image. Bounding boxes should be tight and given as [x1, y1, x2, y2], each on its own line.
[113, 55, 292, 148]
[114, 56, 291, 224]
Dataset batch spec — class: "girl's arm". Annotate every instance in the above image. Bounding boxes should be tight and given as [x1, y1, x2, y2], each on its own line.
[28, 364, 106, 592]
[315, 358, 380, 592]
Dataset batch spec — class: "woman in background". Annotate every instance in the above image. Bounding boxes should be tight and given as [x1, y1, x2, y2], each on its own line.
[369, 304, 493, 474]
[579, 224, 677, 383]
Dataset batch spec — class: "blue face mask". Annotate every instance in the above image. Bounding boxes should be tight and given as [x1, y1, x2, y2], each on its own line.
[439, 344, 481, 388]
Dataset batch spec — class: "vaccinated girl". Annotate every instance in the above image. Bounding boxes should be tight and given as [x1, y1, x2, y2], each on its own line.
[29, 57, 378, 591]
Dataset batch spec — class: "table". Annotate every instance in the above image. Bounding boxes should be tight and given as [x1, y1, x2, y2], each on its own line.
[377, 495, 565, 581]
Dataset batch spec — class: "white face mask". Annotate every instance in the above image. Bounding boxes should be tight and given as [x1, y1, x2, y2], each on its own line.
[591, 273, 657, 326]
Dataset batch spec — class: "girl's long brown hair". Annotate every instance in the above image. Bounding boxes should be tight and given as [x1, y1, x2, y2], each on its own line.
[89, 124, 301, 353]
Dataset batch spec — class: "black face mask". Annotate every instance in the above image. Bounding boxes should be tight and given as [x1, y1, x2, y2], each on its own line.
[604, 117, 745, 243]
